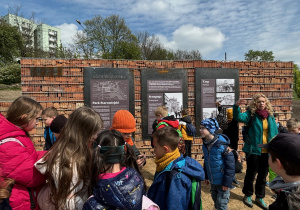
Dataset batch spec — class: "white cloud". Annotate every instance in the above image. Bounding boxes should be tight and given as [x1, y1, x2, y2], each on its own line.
[275, 48, 300, 66]
[157, 24, 227, 57]
[55, 23, 79, 47]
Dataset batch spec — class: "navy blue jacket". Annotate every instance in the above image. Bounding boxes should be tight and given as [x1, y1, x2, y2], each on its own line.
[83, 167, 144, 210]
[147, 156, 205, 210]
[202, 134, 235, 187]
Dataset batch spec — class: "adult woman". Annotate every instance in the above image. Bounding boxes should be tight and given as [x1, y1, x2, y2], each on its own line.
[233, 94, 278, 210]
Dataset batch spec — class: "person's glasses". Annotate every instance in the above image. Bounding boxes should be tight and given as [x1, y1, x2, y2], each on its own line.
[199, 127, 206, 130]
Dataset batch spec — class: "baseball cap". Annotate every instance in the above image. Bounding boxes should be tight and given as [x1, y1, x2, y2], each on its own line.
[258, 133, 300, 164]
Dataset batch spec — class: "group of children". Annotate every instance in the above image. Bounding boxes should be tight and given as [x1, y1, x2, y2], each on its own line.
[1, 97, 300, 210]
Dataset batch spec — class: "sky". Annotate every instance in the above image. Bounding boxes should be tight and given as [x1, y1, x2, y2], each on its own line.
[1, 0, 299, 65]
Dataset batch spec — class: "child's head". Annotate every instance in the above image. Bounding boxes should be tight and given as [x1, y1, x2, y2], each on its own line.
[273, 113, 279, 123]
[154, 105, 168, 119]
[181, 108, 189, 116]
[259, 133, 300, 178]
[42, 107, 58, 127]
[111, 110, 136, 142]
[199, 118, 219, 138]
[287, 118, 300, 134]
[50, 115, 67, 139]
[6, 96, 42, 132]
[152, 126, 179, 159]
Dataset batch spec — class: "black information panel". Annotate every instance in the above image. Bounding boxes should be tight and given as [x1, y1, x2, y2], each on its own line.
[84, 67, 134, 130]
[141, 68, 188, 139]
[195, 68, 239, 135]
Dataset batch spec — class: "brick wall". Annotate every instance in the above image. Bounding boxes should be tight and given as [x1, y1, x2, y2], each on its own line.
[0, 59, 294, 160]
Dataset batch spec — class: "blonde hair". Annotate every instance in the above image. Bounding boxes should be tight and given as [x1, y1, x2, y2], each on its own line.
[42, 107, 58, 118]
[181, 108, 189, 116]
[249, 93, 273, 116]
[154, 105, 168, 118]
[287, 118, 300, 130]
[6, 96, 42, 127]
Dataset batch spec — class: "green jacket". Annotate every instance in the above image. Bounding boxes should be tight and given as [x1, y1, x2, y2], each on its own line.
[233, 105, 278, 155]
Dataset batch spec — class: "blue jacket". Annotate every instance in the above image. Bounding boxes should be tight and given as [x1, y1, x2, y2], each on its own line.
[147, 156, 205, 210]
[83, 167, 144, 210]
[43, 127, 56, 150]
[202, 134, 235, 187]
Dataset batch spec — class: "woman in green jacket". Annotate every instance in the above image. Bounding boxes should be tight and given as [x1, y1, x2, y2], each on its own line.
[233, 93, 278, 209]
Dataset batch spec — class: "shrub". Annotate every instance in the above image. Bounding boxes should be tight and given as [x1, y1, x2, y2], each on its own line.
[0, 64, 21, 84]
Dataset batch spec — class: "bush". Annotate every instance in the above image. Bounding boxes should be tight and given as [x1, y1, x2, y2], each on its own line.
[0, 64, 21, 84]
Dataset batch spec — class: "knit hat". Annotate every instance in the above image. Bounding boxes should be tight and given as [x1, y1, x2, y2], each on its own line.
[111, 110, 136, 133]
[50, 115, 67, 133]
[227, 108, 233, 122]
[200, 118, 219, 134]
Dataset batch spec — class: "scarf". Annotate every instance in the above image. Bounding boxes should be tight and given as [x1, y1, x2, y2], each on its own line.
[155, 148, 180, 173]
[256, 109, 269, 119]
[124, 137, 134, 146]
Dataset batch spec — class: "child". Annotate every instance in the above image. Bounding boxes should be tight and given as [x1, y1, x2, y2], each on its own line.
[178, 108, 194, 157]
[258, 133, 300, 210]
[49, 114, 67, 139]
[35, 106, 103, 210]
[111, 110, 146, 169]
[286, 118, 300, 135]
[200, 118, 235, 210]
[147, 126, 205, 209]
[274, 113, 288, 133]
[154, 105, 179, 130]
[0, 96, 46, 210]
[42, 107, 58, 150]
[83, 130, 158, 210]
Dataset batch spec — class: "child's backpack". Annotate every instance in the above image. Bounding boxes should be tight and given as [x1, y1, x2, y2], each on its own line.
[156, 121, 185, 154]
[185, 123, 196, 137]
[166, 169, 202, 210]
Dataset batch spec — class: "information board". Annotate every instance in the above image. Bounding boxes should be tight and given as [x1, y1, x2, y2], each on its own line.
[141, 69, 188, 139]
[84, 67, 134, 130]
[195, 68, 239, 135]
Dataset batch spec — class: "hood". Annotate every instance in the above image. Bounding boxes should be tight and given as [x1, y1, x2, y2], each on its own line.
[93, 167, 144, 210]
[158, 116, 179, 129]
[0, 114, 27, 141]
[171, 156, 205, 182]
[269, 176, 300, 191]
[180, 116, 192, 124]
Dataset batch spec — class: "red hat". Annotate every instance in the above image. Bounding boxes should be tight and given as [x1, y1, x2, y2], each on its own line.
[111, 110, 136, 133]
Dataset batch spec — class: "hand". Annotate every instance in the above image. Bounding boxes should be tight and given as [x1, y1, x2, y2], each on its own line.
[215, 101, 221, 107]
[222, 186, 229, 191]
[136, 154, 146, 169]
[204, 179, 210, 185]
[236, 99, 247, 106]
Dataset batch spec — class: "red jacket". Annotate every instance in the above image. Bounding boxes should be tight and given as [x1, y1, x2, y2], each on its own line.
[0, 114, 46, 210]
[156, 115, 179, 130]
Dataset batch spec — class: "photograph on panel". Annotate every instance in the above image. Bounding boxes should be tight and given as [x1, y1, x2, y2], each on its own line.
[202, 108, 218, 120]
[216, 93, 235, 105]
[216, 79, 235, 92]
[164, 92, 183, 118]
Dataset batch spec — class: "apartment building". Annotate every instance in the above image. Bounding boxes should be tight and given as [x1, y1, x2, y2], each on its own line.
[2, 13, 61, 53]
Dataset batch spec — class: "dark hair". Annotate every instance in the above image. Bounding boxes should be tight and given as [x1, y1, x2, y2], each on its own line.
[273, 113, 279, 118]
[181, 108, 189, 116]
[91, 130, 144, 189]
[269, 149, 300, 176]
[153, 126, 179, 151]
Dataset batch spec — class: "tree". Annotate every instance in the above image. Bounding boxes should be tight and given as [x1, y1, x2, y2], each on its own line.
[293, 64, 300, 98]
[0, 21, 23, 65]
[244, 50, 275, 61]
[73, 15, 141, 59]
[172, 49, 202, 60]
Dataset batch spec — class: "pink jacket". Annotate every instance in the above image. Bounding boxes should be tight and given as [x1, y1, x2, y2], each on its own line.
[0, 114, 46, 210]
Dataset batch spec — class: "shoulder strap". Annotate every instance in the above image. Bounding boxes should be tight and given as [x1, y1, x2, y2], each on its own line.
[0, 138, 24, 147]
